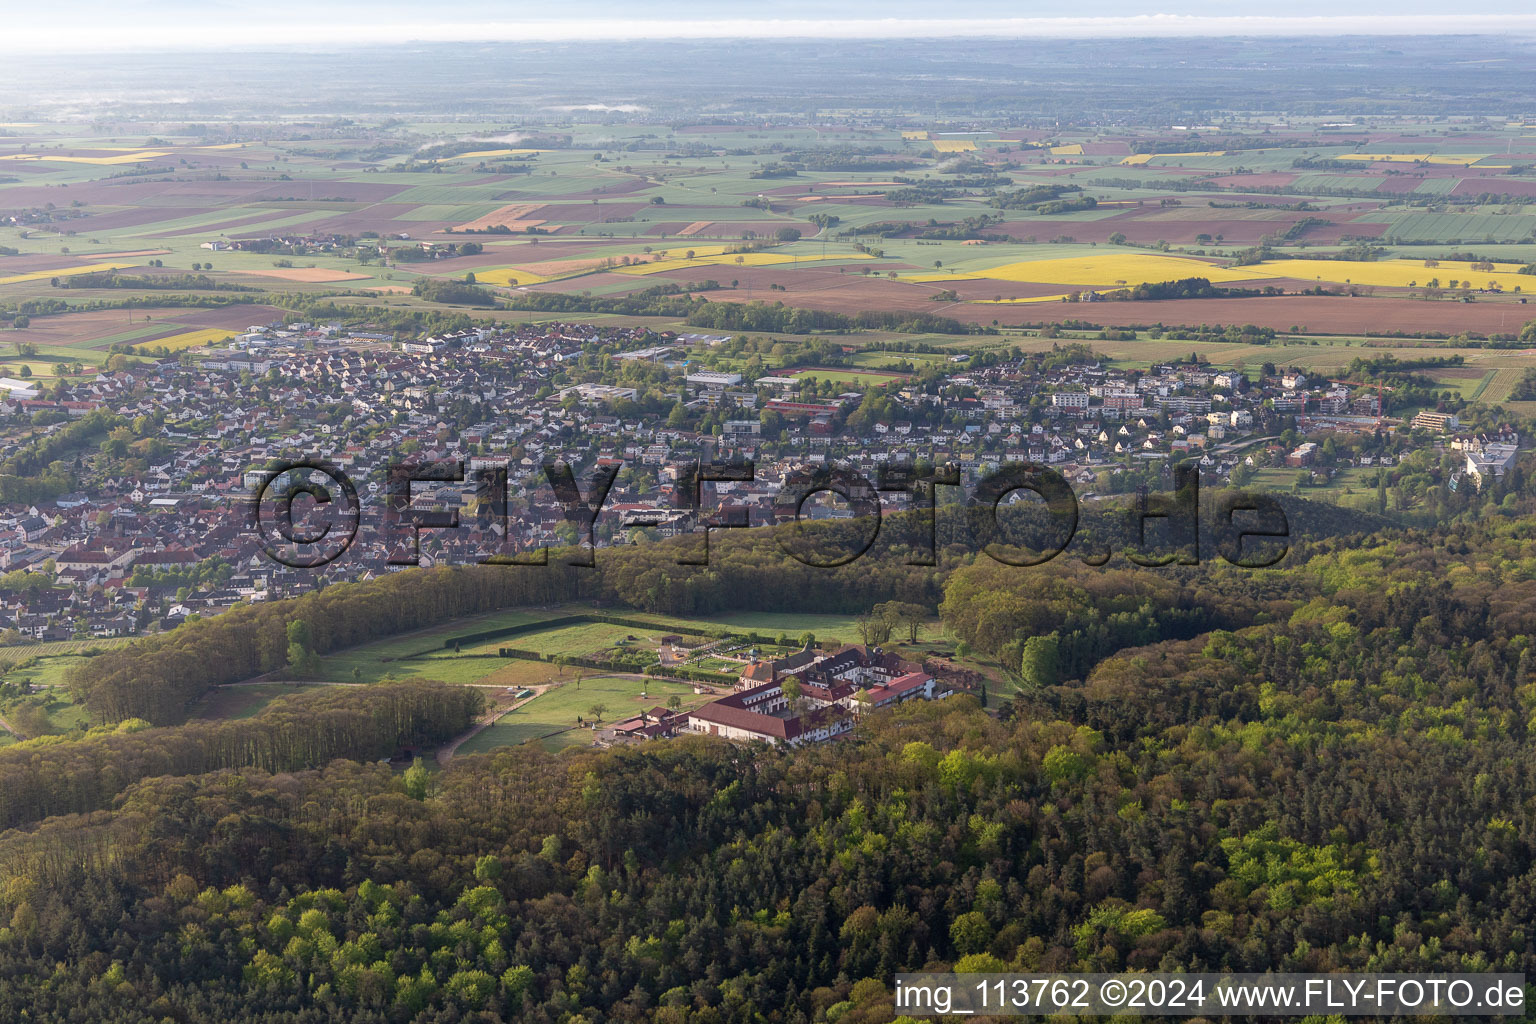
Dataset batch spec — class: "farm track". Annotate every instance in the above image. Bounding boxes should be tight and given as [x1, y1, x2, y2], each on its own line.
[435, 671, 668, 764]
[435, 684, 552, 765]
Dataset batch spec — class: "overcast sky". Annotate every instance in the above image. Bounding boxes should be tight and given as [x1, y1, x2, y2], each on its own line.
[6, 1, 1534, 53]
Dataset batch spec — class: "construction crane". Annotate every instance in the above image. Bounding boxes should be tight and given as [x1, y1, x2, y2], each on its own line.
[1321, 378, 1394, 429]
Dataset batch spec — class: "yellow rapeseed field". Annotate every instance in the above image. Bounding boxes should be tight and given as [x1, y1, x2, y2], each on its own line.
[134, 329, 236, 352]
[469, 267, 555, 287]
[931, 140, 978, 153]
[1230, 258, 1535, 290]
[905, 253, 1255, 287]
[1338, 153, 1490, 166]
[901, 131, 929, 140]
[908, 254, 1536, 296]
[1049, 144, 1084, 156]
[975, 294, 1084, 304]
[0, 262, 139, 286]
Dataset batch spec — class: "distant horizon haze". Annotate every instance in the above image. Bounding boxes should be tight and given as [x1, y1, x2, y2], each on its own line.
[5, 4, 1536, 54]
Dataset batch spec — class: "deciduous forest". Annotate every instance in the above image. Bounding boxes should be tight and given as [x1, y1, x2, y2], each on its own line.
[0, 474, 1530, 1021]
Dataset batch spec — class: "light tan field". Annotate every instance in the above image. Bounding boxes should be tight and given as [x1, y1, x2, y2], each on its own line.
[452, 203, 547, 232]
[233, 267, 372, 283]
[0, 262, 140, 285]
[678, 222, 713, 236]
[509, 256, 617, 276]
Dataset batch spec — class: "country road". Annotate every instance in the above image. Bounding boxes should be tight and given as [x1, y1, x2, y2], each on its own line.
[435, 684, 551, 765]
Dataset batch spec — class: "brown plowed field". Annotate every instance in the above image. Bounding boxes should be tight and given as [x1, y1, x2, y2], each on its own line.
[978, 295, 1536, 335]
[539, 202, 646, 223]
[0, 254, 101, 273]
[556, 179, 652, 199]
[61, 207, 208, 231]
[162, 305, 293, 330]
[658, 277, 1536, 336]
[4, 309, 164, 348]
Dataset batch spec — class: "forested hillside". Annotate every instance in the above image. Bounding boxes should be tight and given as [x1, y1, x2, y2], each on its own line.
[65, 494, 1383, 726]
[0, 681, 481, 830]
[3, 490, 1534, 1021]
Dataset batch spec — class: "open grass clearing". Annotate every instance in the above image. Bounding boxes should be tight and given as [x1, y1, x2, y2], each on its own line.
[455, 674, 707, 756]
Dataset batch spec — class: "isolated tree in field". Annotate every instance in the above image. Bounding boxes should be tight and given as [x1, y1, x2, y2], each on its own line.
[666, 695, 683, 713]
[587, 703, 607, 723]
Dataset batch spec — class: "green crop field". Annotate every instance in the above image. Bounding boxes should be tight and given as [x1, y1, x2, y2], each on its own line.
[312, 608, 566, 682]
[0, 639, 132, 672]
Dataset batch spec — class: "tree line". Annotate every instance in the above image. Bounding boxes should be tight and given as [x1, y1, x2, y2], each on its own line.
[0, 680, 479, 831]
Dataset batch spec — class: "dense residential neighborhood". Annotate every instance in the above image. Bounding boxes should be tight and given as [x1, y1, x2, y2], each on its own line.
[0, 315, 1513, 641]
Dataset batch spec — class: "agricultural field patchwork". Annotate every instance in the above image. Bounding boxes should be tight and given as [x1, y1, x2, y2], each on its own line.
[1, 117, 1534, 357]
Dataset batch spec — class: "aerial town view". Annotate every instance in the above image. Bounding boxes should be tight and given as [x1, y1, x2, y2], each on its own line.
[1, 5, 1536, 1022]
